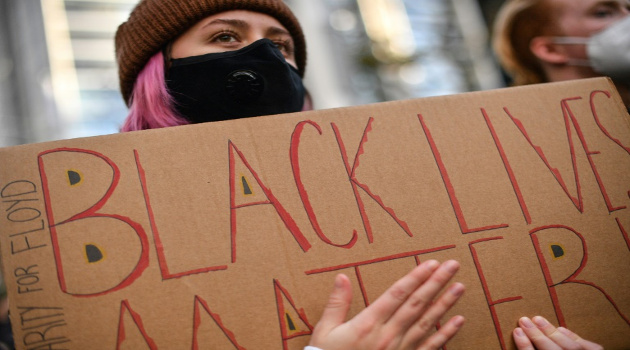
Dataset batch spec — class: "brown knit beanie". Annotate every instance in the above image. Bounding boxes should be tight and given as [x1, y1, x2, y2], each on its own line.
[115, 0, 306, 106]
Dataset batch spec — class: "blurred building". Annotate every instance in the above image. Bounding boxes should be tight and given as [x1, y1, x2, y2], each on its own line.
[292, 0, 503, 108]
[0, 0, 134, 147]
[0, 0, 506, 147]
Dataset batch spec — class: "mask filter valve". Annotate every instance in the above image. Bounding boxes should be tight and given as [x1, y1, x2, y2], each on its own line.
[226, 70, 264, 103]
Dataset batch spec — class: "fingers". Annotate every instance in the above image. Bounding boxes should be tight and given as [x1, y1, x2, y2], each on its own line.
[556, 327, 604, 350]
[513, 327, 536, 350]
[357, 260, 440, 324]
[530, 316, 581, 349]
[517, 317, 563, 350]
[416, 315, 465, 350]
[400, 281, 465, 347]
[515, 316, 603, 350]
[310, 260, 466, 350]
[389, 260, 461, 332]
[313, 274, 353, 336]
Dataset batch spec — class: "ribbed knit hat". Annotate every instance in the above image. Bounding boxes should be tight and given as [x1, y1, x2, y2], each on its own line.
[115, 0, 306, 105]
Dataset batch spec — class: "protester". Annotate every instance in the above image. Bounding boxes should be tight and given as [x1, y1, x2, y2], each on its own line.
[492, 0, 624, 348]
[0, 278, 13, 350]
[115, 0, 605, 348]
[115, 0, 308, 130]
[493, 0, 630, 109]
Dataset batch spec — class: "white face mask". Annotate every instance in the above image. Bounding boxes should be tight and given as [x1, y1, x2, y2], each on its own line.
[551, 16, 630, 83]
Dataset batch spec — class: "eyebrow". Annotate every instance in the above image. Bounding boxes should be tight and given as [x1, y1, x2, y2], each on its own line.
[595, 0, 629, 8]
[200, 18, 292, 38]
[201, 18, 250, 30]
[265, 26, 291, 38]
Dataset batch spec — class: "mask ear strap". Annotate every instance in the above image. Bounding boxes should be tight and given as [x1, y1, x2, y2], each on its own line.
[548, 37, 592, 67]
[530, 36, 570, 64]
[533, 36, 593, 67]
[550, 37, 589, 45]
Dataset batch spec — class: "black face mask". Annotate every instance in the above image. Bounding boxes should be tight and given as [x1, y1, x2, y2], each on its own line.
[166, 39, 305, 124]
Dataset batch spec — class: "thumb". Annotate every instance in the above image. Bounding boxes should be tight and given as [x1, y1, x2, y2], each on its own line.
[315, 274, 353, 335]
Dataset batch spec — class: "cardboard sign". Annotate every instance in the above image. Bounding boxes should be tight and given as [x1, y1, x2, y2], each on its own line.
[1, 77, 629, 349]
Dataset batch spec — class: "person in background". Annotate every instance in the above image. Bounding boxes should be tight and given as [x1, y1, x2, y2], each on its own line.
[0, 276, 14, 350]
[115, 0, 605, 348]
[493, 0, 630, 110]
[492, 1, 623, 348]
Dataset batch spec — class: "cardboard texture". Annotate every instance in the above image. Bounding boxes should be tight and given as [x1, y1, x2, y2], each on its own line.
[1, 77, 629, 349]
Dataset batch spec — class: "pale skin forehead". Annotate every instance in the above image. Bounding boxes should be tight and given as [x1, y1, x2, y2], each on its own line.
[170, 10, 297, 67]
[549, 0, 630, 34]
[552, 0, 630, 13]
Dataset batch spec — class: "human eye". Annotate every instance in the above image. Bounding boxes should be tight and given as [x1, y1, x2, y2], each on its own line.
[592, 6, 615, 17]
[209, 30, 240, 44]
[591, 1, 630, 18]
[273, 38, 294, 56]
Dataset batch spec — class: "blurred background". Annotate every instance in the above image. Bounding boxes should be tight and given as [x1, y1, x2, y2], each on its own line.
[0, 0, 508, 147]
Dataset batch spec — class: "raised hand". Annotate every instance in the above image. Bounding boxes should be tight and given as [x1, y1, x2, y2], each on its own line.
[513, 316, 603, 350]
[308, 259, 465, 350]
